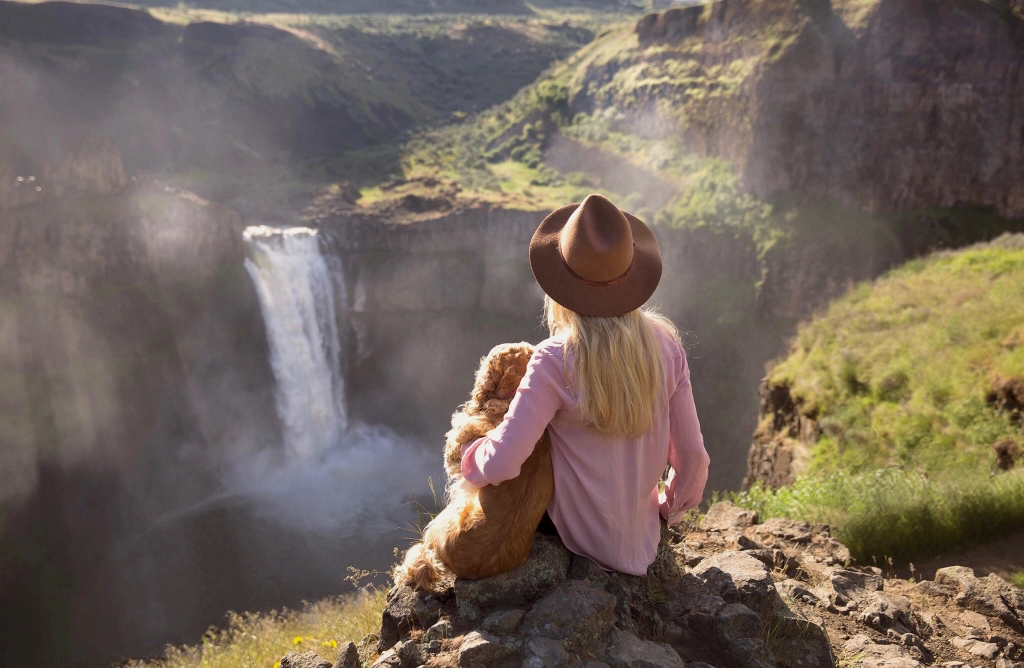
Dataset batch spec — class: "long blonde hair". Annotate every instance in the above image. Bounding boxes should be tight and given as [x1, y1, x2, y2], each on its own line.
[544, 295, 681, 439]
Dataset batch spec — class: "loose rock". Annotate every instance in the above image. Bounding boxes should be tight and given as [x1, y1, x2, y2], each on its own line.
[280, 651, 332, 668]
[422, 619, 452, 643]
[333, 641, 360, 668]
[483, 609, 527, 635]
[378, 586, 445, 652]
[692, 551, 778, 618]
[705, 501, 759, 531]
[603, 629, 684, 667]
[844, 634, 921, 668]
[459, 630, 512, 666]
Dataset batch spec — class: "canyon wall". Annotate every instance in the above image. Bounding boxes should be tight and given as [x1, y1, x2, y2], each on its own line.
[573, 0, 1024, 217]
[0, 146, 281, 664]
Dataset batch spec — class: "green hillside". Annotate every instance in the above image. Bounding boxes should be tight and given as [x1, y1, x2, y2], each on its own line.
[768, 235, 1024, 478]
[734, 236, 1024, 563]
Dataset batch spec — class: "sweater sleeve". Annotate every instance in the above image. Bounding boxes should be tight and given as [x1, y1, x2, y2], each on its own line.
[461, 345, 564, 488]
[659, 348, 710, 525]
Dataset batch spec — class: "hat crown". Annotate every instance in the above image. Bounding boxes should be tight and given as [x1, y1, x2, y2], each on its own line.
[558, 194, 635, 284]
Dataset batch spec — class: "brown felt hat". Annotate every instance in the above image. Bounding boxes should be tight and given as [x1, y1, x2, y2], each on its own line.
[530, 194, 662, 318]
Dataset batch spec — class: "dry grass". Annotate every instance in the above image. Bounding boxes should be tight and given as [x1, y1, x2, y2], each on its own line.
[126, 590, 386, 668]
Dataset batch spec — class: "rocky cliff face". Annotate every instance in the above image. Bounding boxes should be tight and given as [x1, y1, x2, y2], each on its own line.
[309, 191, 774, 491]
[575, 0, 1024, 217]
[0, 144, 280, 664]
[279, 502, 1024, 668]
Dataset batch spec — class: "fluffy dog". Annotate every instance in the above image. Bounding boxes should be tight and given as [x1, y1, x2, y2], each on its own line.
[394, 342, 554, 592]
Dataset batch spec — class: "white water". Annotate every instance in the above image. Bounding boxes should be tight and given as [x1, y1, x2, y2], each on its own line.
[243, 225, 348, 459]
[239, 225, 438, 533]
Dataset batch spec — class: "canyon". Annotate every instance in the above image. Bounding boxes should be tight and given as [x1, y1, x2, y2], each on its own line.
[2, 0, 1024, 665]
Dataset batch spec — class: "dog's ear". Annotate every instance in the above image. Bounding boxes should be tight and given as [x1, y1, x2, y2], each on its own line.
[468, 349, 506, 409]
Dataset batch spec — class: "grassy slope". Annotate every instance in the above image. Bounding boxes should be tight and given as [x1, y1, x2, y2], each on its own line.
[770, 236, 1024, 477]
[127, 591, 386, 668]
[733, 236, 1024, 564]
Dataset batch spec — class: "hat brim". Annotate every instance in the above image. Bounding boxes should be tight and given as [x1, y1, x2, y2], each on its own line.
[529, 203, 662, 318]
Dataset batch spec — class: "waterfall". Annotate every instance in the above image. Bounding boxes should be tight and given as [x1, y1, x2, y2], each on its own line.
[243, 226, 347, 459]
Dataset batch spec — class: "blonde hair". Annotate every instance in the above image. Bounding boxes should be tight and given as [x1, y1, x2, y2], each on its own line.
[544, 295, 681, 439]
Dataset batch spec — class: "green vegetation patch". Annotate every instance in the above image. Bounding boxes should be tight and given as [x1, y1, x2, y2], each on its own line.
[128, 591, 385, 668]
[768, 235, 1024, 477]
[734, 468, 1024, 565]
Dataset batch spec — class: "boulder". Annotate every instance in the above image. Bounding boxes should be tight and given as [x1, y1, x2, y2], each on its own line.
[333, 642, 360, 668]
[520, 579, 617, 653]
[843, 634, 921, 668]
[717, 602, 764, 640]
[370, 649, 402, 668]
[726, 638, 776, 668]
[750, 518, 813, 545]
[934, 566, 1024, 631]
[704, 502, 759, 532]
[378, 586, 446, 652]
[776, 578, 819, 606]
[602, 629, 684, 668]
[455, 535, 571, 612]
[815, 568, 883, 613]
[950, 636, 1000, 659]
[458, 631, 513, 667]
[858, 592, 918, 635]
[692, 551, 779, 618]
[394, 640, 423, 667]
[523, 636, 567, 667]
[422, 619, 452, 643]
[684, 603, 775, 668]
[772, 609, 833, 668]
[482, 609, 527, 635]
[280, 651, 332, 668]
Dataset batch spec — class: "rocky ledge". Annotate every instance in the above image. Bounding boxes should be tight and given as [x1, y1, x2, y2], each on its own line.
[280, 502, 1024, 667]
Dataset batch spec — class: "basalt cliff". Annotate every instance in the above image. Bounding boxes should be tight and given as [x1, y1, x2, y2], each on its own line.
[566, 0, 1024, 217]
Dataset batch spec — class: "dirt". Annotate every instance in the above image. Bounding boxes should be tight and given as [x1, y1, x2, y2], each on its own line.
[896, 528, 1024, 583]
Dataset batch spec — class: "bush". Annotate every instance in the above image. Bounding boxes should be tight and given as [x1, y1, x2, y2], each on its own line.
[732, 468, 1024, 565]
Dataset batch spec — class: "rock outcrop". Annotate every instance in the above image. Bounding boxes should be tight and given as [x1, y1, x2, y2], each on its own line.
[0, 178, 281, 665]
[575, 0, 1024, 217]
[283, 502, 1024, 667]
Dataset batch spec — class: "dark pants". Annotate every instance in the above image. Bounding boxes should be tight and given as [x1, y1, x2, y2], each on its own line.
[537, 511, 560, 538]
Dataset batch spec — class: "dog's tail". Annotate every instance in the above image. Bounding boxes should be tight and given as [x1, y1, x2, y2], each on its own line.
[394, 542, 446, 592]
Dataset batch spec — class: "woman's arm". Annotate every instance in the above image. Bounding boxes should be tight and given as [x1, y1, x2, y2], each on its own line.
[460, 345, 564, 488]
[660, 350, 711, 525]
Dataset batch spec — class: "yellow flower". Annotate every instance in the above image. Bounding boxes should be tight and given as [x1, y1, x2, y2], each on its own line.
[322, 640, 338, 649]
[274, 663, 281, 668]
[293, 636, 304, 645]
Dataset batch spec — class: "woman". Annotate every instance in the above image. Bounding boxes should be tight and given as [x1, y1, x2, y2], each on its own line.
[460, 193, 710, 576]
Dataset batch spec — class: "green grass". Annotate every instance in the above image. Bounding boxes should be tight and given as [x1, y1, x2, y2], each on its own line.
[766, 236, 1024, 477]
[733, 468, 1024, 565]
[127, 591, 386, 668]
[1010, 571, 1024, 589]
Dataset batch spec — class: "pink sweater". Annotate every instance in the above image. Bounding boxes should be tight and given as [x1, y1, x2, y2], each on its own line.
[461, 329, 710, 576]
